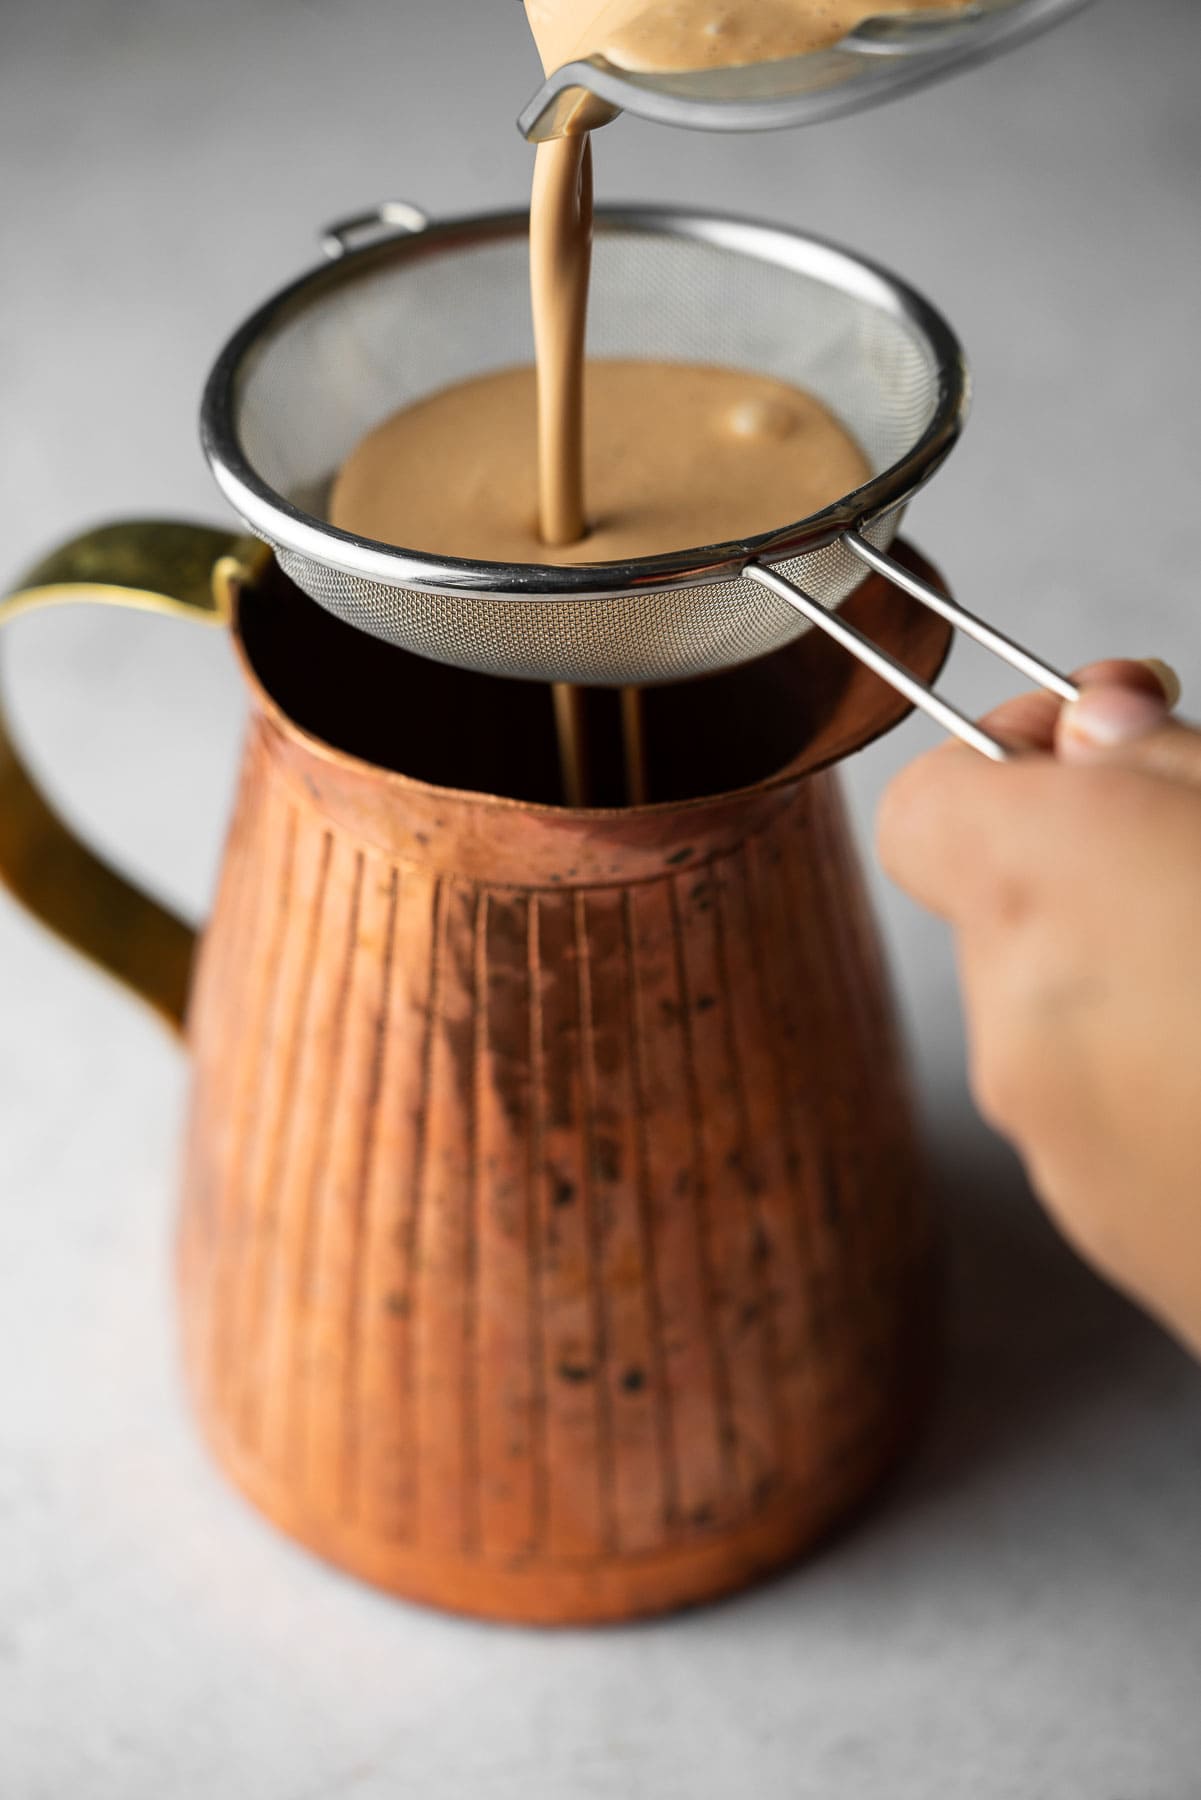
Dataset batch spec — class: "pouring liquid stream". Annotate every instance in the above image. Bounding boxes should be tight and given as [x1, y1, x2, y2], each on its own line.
[530, 130, 598, 802]
[332, 1, 972, 806]
[523, 0, 970, 805]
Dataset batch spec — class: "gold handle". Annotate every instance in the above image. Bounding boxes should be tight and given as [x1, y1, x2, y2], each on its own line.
[0, 521, 262, 1034]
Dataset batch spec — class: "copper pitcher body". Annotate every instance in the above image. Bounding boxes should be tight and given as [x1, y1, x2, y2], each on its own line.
[1, 534, 950, 1624]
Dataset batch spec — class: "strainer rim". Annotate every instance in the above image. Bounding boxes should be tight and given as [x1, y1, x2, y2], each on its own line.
[201, 203, 969, 604]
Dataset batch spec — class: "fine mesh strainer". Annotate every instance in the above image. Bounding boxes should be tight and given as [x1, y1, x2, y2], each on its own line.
[202, 204, 1074, 761]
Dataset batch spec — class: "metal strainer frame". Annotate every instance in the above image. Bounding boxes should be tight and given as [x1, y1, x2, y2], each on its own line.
[202, 203, 1075, 761]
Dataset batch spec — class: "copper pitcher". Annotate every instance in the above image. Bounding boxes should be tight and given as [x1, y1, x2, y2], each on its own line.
[0, 525, 950, 1624]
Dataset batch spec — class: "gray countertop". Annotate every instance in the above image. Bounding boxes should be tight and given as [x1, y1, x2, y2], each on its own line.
[2, 0, 1200, 1793]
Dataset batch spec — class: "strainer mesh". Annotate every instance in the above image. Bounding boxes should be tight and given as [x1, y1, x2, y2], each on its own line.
[272, 513, 898, 685]
[232, 222, 942, 684]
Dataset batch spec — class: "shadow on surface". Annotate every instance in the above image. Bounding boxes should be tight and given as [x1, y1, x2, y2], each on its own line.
[901, 1115, 1176, 1508]
[719, 1112, 1196, 1626]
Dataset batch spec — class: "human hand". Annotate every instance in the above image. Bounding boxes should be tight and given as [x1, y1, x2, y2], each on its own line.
[877, 659, 1201, 1357]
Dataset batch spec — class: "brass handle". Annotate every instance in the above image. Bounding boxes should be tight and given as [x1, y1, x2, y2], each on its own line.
[0, 521, 262, 1034]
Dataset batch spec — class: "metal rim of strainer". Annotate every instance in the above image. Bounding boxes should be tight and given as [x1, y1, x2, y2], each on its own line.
[200, 203, 970, 607]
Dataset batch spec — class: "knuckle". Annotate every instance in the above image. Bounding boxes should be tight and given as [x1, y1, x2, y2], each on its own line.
[984, 871, 1038, 933]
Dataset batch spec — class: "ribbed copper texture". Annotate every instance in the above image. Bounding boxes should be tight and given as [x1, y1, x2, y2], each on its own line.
[177, 555, 947, 1625]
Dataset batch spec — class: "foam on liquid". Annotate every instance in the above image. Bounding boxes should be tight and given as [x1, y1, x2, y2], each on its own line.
[330, 361, 870, 564]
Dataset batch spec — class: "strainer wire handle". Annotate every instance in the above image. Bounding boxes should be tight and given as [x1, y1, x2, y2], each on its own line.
[842, 530, 1080, 703]
[744, 562, 1011, 761]
[750, 537, 1083, 760]
[746, 538, 1083, 764]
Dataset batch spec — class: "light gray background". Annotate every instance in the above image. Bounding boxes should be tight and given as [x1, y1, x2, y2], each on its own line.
[2, 1, 1200, 1794]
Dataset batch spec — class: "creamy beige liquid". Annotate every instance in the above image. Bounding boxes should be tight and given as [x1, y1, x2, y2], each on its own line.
[330, 0, 967, 799]
[335, 0, 981, 576]
[526, 0, 973, 77]
[334, 0, 947, 559]
[517, 0, 970, 554]
[530, 134, 594, 546]
[330, 360, 869, 562]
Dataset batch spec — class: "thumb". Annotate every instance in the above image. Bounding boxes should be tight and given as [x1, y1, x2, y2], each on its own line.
[1056, 663, 1201, 786]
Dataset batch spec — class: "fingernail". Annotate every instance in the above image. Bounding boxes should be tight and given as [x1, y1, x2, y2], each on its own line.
[1139, 657, 1182, 708]
[1060, 685, 1169, 752]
